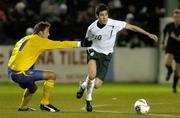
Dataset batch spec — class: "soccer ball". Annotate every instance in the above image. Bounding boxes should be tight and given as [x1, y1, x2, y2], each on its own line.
[134, 99, 150, 114]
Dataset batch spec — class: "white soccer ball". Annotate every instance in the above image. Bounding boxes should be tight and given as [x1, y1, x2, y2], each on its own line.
[134, 99, 150, 114]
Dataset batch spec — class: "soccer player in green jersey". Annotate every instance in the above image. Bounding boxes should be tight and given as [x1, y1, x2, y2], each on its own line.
[76, 3, 158, 112]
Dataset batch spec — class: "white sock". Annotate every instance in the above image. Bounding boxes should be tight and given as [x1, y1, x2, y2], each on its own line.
[81, 75, 89, 89]
[86, 79, 95, 101]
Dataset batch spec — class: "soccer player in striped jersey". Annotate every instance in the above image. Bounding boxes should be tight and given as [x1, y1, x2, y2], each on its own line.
[76, 3, 158, 112]
[8, 21, 84, 112]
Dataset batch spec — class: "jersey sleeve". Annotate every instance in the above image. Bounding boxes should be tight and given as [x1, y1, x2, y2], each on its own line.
[85, 25, 93, 41]
[85, 27, 90, 39]
[115, 21, 126, 31]
[36, 37, 78, 50]
[85, 22, 95, 41]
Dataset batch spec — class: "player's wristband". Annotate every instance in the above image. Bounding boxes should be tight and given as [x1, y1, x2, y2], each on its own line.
[77, 41, 81, 47]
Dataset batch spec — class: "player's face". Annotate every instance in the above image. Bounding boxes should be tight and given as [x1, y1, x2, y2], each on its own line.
[40, 27, 50, 38]
[173, 11, 180, 24]
[97, 10, 108, 25]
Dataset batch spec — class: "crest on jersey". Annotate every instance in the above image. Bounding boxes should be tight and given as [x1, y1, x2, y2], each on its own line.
[90, 52, 95, 56]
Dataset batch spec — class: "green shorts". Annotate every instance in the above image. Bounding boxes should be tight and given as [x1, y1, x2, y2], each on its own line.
[87, 49, 112, 81]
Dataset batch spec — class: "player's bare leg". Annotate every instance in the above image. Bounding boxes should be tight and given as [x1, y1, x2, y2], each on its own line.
[84, 60, 96, 111]
[94, 78, 103, 89]
[172, 64, 180, 93]
[165, 53, 174, 81]
[77, 60, 96, 98]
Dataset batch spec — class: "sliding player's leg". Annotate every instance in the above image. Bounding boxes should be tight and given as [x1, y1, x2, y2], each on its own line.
[18, 83, 37, 111]
[40, 71, 60, 112]
[9, 69, 59, 112]
[8, 69, 42, 111]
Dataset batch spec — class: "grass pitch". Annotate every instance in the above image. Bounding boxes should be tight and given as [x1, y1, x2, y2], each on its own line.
[0, 82, 180, 118]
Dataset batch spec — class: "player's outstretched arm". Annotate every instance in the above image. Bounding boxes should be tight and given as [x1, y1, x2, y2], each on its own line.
[125, 23, 158, 42]
[39, 37, 92, 50]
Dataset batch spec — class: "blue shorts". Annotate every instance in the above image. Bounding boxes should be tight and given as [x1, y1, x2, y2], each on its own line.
[8, 68, 43, 89]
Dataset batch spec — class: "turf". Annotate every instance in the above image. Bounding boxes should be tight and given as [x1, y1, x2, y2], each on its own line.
[0, 82, 180, 118]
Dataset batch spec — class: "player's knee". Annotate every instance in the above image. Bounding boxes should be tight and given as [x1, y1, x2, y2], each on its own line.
[29, 85, 37, 94]
[89, 76, 95, 80]
[95, 82, 103, 89]
[89, 73, 96, 80]
[48, 72, 56, 80]
[94, 78, 103, 89]
[94, 84, 101, 89]
[88, 67, 96, 80]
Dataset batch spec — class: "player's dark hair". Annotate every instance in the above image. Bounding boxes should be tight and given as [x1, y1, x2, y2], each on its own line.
[33, 21, 51, 34]
[95, 3, 109, 16]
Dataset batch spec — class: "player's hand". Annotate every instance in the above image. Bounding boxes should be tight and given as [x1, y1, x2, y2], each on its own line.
[170, 32, 180, 42]
[148, 33, 158, 42]
[170, 32, 177, 39]
[81, 38, 92, 47]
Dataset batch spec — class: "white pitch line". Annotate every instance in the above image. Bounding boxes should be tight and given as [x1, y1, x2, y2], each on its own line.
[94, 110, 133, 114]
[95, 110, 180, 118]
[80, 104, 180, 118]
[150, 102, 179, 105]
[148, 113, 180, 118]
[80, 104, 108, 110]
